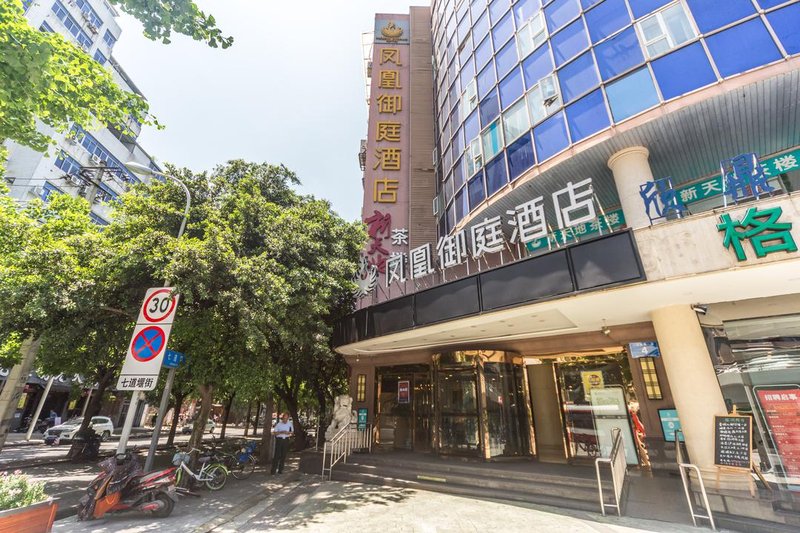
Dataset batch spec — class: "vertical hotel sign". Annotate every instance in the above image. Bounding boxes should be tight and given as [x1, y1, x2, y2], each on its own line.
[356, 15, 411, 301]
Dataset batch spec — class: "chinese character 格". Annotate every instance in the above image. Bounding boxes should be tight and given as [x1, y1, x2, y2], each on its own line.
[391, 228, 409, 246]
[639, 177, 687, 223]
[373, 178, 399, 203]
[374, 147, 402, 170]
[386, 253, 406, 286]
[717, 206, 797, 261]
[437, 230, 468, 268]
[721, 153, 774, 203]
[378, 70, 402, 89]
[553, 178, 596, 229]
[376, 94, 402, 115]
[376, 121, 401, 142]
[471, 216, 505, 258]
[409, 243, 433, 279]
[380, 48, 402, 66]
[506, 196, 547, 244]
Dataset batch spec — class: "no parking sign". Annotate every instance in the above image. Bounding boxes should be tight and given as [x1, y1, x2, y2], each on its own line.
[117, 287, 179, 391]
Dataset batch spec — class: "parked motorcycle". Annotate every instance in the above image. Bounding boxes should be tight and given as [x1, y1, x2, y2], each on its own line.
[68, 427, 102, 462]
[15, 415, 54, 434]
[77, 452, 179, 520]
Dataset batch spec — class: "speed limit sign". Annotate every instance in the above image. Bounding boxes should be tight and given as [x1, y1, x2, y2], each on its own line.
[137, 287, 180, 325]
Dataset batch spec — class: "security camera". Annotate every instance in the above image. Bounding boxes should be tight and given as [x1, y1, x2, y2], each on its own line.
[601, 326, 611, 336]
[691, 304, 708, 315]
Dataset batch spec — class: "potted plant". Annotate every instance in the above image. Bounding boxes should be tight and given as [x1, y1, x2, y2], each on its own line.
[0, 470, 58, 533]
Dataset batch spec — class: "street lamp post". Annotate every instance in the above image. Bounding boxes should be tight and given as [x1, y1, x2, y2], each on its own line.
[123, 161, 191, 471]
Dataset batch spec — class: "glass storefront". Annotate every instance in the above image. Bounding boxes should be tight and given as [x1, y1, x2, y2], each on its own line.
[707, 314, 800, 498]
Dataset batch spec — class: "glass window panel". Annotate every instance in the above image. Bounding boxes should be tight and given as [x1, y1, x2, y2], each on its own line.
[544, 0, 580, 34]
[662, 3, 694, 46]
[460, 58, 476, 91]
[639, 15, 664, 42]
[477, 61, 497, 98]
[533, 111, 569, 161]
[460, 36, 474, 63]
[499, 67, 524, 109]
[605, 67, 660, 121]
[705, 19, 782, 78]
[557, 51, 600, 103]
[517, 22, 536, 58]
[495, 37, 519, 77]
[454, 156, 466, 190]
[527, 74, 561, 124]
[480, 88, 501, 125]
[468, 171, 486, 209]
[474, 10, 490, 42]
[651, 41, 717, 100]
[472, 0, 487, 20]
[464, 108, 481, 140]
[629, 0, 671, 19]
[565, 88, 610, 142]
[757, 0, 789, 7]
[475, 35, 493, 69]
[646, 37, 671, 57]
[485, 154, 508, 196]
[446, 202, 455, 233]
[458, 14, 472, 44]
[467, 137, 483, 176]
[454, 125, 466, 155]
[765, 4, 800, 56]
[458, 0, 470, 21]
[685, 0, 756, 34]
[522, 43, 554, 88]
[503, 97, 530, 141]
[449, 79, 461, 107]
[492, 11, 515, 48]
[551, 18, 589, 67]
[581, 0, 604, 8]
[514, 0, 542, 26]
[481, 120, 504, 160]
[507, 134, 535, 180]
[584, 0, 630, 44]
[595, 27, 645, 80]
[455, 187, 468, 222]
[444, 175, 454, 204]
[489, 0, 512, 22]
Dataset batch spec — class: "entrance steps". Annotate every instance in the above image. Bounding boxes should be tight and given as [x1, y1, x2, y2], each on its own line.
[300, 450, 610, 514]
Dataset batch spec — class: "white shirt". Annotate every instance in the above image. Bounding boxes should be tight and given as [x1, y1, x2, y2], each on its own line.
[273, 420, 293, 439]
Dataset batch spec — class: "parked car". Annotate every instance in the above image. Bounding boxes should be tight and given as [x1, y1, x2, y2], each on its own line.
[44, 416, 114, 445]
[180, 419, 216, 434]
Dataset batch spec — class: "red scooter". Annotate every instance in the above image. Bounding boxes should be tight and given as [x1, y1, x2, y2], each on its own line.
[78, 452, 179, 520]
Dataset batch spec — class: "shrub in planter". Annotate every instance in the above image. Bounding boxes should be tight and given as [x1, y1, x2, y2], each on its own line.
[0, 471, 46, 511]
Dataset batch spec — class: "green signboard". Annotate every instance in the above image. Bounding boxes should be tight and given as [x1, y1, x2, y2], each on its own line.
[525, 209, 626, 253]
[718, 206, 797, 261]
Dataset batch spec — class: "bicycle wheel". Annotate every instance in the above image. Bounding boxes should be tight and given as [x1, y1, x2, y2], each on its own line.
[231, 455, 256, 480]
[204, 463, 228, 491]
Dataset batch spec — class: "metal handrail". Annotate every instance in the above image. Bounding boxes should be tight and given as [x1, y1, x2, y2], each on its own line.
[595, 427, 627, 516]
[675, 429, 716, 530]
[321, 423, 372, 480]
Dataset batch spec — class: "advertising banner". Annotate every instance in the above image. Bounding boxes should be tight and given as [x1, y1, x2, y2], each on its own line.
[756, 387, 800, 477]
[398, 380, 410, 404]
[581, 370, 604, 402]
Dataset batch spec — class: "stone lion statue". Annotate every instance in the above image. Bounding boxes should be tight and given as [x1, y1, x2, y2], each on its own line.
[326, 394, 355, 441]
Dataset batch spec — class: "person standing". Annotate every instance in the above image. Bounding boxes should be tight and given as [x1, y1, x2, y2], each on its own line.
[271, 412, 294, 475]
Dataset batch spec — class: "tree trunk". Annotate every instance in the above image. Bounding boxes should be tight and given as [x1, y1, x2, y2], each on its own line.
[258, 396, 275, 465]
[220, 392, 235, 439]
[188, 383, 213, 466]
[243, 401, 252, 437]
[282, 394, 307, 451]
[252, 403, 260, 436]
[166, 390, 185, 447]
[78, 369, 114, 432]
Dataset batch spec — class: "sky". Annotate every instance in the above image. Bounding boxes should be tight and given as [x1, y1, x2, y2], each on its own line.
[113, 0, 425, 222]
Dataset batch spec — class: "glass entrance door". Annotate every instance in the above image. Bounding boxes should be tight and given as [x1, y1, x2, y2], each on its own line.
[413, 372, 432, 452]
[437, 367, 481, 455]
[376, 366, 432, 451]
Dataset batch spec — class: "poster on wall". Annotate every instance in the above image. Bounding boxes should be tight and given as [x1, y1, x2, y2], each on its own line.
[581, 370, 604, 401]
[658, 408, 685, 442]
[590, 387, 639, 465]
[398, 380, 410, 404]
[357, 408, 368, 430]
[755, 386, 800, 477]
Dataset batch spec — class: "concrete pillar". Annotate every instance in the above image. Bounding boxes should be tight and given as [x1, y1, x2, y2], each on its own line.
[651, 305, 748, 486]
[607, 146, 654, 230]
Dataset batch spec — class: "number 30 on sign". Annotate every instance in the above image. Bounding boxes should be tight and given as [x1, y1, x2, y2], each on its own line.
[137, 287, 179, 324]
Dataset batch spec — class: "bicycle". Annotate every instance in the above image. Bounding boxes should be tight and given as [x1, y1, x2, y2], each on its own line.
[203, 438, 257, 480]
[171, 448, 228, 491]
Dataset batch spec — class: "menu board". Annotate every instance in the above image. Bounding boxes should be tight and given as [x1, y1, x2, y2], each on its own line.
[756, 387, 800, 477]
[714, 415, 752, 470]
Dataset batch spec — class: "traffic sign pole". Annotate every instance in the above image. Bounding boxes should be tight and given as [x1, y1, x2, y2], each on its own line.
[144, 366, 175, 471]
[116, 391, 141, 454]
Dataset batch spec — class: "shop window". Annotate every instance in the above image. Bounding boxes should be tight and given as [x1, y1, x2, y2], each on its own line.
[481, 119, 504, 161]
[551, 18, 589, 67]
[492, 11, 515, 49]
[584, 0, 630, 44]
[533, 111, 570, 162]
[566, 89, 610, 142]
[527, 74, 561, 125]
[766, 3, 800, 56]
[507, 134, 535, 180]
[357, 374, 366, 402]
[467, 137, 484, 176]
[516, 11, 548, 59]
[475, 34, 493, 69]
[638, 358, 663, 400]
[705, 19, 782, 79]
[522, 43, 555, 88]
[479, 89, 501, 126]
[605, 67, 659, 122]
[503, 98, 530, 143]
[485, 154, 508, 196]
[651, 41, 716, 100]
[685, 0, 755, 34]
[468, 171, 486, 209]
[477, 62, 497, 99]
[545, 0, 580, 34]
[594, 27, 645, 81]
[495, 38, 519, 78]
[557, 51, 599, 104]
[636, 1, 696, 59]
[499, 67, 524, 109]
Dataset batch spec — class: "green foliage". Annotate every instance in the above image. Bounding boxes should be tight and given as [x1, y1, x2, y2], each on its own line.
[0, 1, 155, 153]
[111, 0, 233, 48]
[0, 471, 47, 511]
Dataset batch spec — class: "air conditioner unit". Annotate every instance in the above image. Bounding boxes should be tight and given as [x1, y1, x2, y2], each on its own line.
[31, 186, 45, 197]
[66, 136, 77, 145]
[93, 192, 104, 203]
[87, 23, 98, 34]
[81, 11, 91, 21]
[67, 174, 82, 186]
[90, 154, 102, 165]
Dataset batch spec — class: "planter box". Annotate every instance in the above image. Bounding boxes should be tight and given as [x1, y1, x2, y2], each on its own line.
[0, 499, 58, 533]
